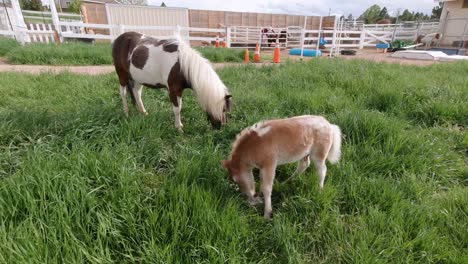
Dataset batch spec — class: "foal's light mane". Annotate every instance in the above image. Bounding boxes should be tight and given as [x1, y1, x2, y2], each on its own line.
[175, 34, 228, 120]
[229, 121, 266, 158]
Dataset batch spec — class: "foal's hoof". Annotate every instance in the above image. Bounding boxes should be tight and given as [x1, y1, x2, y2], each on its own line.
[264, 212, 273, 220]
[144, 112, 149, 116]
[248, 196, 263, 206]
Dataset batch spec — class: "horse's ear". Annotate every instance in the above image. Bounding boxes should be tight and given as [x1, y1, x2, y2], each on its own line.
[225, 95, 233, 111]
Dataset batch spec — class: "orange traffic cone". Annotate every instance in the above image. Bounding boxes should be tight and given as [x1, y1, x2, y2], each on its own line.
[253, 43, 261, 63]
[273, 42, 281, 63]
[215, 35, 219, 48]
[244, 49, 250, 63]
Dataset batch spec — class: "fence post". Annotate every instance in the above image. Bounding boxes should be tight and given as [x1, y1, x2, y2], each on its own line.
[300, 27, 305, 59]
[359, 29, 365, 49]
[330, 16, 338, 55]
[226, 27, 231, 48]
[415, 22, 421, 41]
[316, 16, 322, 57]
[49, 0, 62, 43]
[10, 0, 30, 44]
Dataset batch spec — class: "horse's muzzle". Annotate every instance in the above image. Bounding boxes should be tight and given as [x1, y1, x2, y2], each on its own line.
[207, 112, 223, 130]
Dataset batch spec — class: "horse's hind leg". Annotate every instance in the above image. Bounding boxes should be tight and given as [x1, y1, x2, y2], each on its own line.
[116, 69, 130, 117]
[132, 82, 148, 115]
[119, 85, 129, 117]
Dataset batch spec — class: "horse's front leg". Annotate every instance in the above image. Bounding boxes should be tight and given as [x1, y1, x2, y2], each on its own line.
[169, 90, 183, 132]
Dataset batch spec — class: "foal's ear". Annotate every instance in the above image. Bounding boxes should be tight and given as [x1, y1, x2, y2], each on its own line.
[221, 159, 230, 169]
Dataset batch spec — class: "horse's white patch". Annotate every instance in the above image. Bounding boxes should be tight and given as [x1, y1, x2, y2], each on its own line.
[129, 44, 178, 87]
[255, 126, 271, 137]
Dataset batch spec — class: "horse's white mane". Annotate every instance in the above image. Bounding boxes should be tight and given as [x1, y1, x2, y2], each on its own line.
[173, 31, 228, 120]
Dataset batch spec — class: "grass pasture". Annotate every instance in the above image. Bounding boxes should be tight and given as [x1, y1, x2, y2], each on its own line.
[0, 38, 252, 65]
[0, 59, 467, 263]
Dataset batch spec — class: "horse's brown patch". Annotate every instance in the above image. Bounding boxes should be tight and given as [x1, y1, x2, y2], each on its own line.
[163, 43, 178, 53]
[131, 46, 149, 69]
[141, 38, 178, 53]
[143, 83, 166, 89]
[156, 39, 178, 53]
[168, 61, 190, 89]
[416, 35, 424, 44]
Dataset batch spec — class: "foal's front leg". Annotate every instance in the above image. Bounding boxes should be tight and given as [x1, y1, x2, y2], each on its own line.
[260, 164, 276, 219]
[245, 170, 262, 206]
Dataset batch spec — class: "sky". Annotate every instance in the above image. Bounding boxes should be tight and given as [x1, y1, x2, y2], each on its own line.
[148, 0, 439, 17]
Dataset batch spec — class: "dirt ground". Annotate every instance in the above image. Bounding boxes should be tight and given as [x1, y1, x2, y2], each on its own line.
[0, 48, 446, 75]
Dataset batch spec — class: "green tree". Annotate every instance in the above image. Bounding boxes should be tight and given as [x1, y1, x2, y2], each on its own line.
[432, 3, 443, 19]
[399, 9, 414, 21]
[19, 0, 27, 9]
[29, 0, 43, 11]
[359, 4, 381, 24]
[378, 7, 389, 20]
[68, 0, 81, 14]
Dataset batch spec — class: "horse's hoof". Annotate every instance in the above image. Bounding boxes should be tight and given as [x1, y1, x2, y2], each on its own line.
[144, 112, 148, 116]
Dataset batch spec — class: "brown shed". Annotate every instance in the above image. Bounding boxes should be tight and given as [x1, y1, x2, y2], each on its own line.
[80, 0, 118, 35]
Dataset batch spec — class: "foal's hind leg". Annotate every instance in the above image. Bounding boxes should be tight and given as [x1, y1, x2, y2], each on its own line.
[284, 155, 310, 183]
[132, 82, 148, 115]
[313, 159, 327, 189]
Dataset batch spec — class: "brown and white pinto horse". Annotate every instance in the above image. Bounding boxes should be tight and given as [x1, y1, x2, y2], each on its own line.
[416, 33, 442, 49]
[222, 115, 342, 218]
[112, 31, 232, 130]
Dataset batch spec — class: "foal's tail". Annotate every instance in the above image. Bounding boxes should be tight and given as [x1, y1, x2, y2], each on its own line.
[327, 124, 342, 164]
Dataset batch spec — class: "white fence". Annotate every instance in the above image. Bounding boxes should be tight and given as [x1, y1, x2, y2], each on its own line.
[0, 19, 442, 49]
[0, 0, 446, 50]
[22, 10, 82, 23]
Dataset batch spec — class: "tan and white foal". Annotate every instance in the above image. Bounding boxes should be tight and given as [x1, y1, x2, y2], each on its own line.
[222, 115, 342, 219]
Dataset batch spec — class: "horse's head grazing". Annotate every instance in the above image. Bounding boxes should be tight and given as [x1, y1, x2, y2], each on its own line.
[207, 94, 233, 129]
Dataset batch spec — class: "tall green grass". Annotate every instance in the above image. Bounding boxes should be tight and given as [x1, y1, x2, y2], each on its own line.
[0, 59, 467, 263]
[0, 37, 20, 56]
[195, 47, 253, 62]
[4, 41, 251, 65]
[5, 42, 113, 65]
